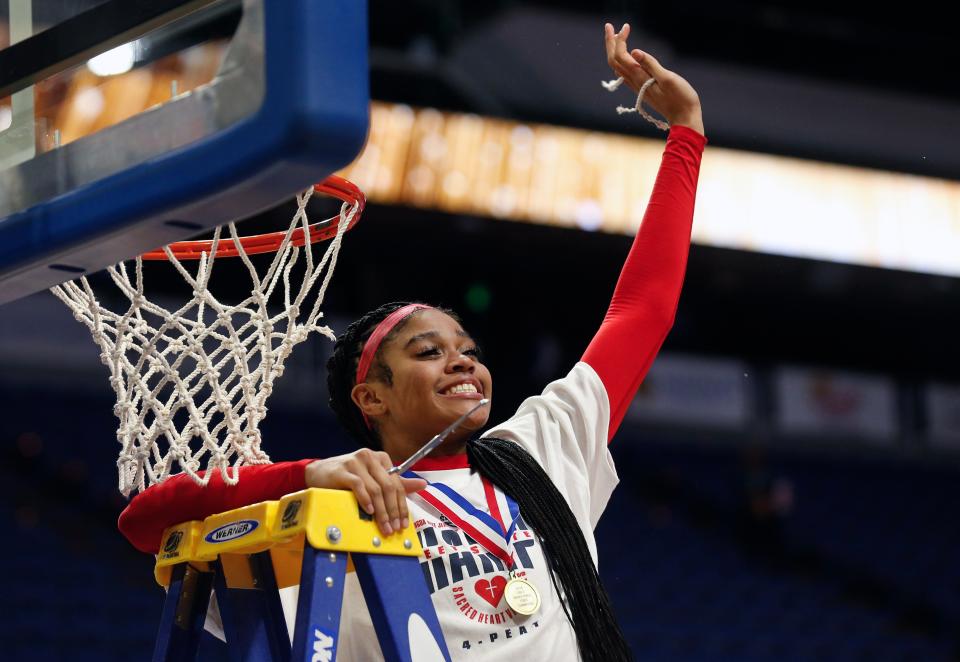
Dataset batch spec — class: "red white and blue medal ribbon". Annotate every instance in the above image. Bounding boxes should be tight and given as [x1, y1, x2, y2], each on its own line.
[405, 471, 521, 568]
[406, 470, 543, 615]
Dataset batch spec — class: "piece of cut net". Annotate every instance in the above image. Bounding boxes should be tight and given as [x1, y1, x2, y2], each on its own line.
[601, 76, 670, 131]
[51, 187, 356, 497]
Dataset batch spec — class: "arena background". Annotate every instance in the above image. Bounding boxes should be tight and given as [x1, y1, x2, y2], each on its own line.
[1, 1, 959, 660]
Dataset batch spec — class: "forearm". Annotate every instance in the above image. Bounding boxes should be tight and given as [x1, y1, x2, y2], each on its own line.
[118, 459, 315, 553]
[582, 124, 706, 440]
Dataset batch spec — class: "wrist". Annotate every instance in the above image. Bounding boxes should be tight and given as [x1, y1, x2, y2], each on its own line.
[304, 459, 322, 487]
[670, 107, 704, 136]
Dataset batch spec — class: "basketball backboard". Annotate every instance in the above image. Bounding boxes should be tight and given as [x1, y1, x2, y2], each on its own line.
[0, 0, 369, 305]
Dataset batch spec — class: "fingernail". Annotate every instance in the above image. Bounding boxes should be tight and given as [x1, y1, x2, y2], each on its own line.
[392, 519, 401, 532]
[364, 503, 374, 515]
[382, 522, 393, 535]
[401, 517, 409, 529]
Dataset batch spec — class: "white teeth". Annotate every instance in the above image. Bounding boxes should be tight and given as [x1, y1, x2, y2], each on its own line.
[444, 383, 478, 395]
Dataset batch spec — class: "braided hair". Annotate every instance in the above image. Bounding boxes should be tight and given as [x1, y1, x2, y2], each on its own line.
[326, 302, 632, 662]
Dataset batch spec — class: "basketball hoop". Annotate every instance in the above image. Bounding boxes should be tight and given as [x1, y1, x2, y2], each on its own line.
[140, 176, 364, 260]
[51, 176, 365, 497]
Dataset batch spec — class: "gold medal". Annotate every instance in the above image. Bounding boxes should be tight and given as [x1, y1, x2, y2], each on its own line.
[503, 570, 541, 616]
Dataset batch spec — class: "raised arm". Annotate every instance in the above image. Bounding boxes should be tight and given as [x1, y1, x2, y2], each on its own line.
[583, 24, 707, 441]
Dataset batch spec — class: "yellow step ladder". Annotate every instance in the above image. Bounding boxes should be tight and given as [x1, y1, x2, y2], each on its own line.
[151, 487, 451, 661]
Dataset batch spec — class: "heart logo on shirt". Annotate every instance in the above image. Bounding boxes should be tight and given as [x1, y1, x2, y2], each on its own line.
[474, 576, 508, 607]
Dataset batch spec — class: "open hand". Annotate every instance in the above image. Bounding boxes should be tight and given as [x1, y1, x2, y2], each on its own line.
[604, 23, 704, 134]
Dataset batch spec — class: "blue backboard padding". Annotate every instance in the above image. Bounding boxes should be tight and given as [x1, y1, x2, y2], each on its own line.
[0, 0, 369, 305]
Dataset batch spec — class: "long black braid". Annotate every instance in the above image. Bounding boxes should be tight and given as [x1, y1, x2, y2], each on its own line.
[326, 302, 632, 662]
[468, 437, 631, 661]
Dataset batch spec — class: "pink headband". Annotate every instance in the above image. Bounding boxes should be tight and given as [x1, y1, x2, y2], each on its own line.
[356, 304, 431, 426]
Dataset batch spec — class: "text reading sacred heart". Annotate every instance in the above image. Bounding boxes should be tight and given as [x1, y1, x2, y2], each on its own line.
[474, 576, 508, 607]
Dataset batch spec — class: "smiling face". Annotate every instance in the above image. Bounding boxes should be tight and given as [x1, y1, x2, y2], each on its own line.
[350, 308, 493, 462]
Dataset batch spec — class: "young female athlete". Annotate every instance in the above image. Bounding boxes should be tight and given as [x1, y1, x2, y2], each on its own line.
[119, 23, 707, 662]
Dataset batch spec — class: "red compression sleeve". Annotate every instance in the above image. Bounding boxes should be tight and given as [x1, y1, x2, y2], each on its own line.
[118, 459, 315, 554]
[582, 125, 707, 441]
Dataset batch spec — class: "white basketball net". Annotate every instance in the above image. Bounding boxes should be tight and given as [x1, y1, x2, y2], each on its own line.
[51, 187, 356, 497]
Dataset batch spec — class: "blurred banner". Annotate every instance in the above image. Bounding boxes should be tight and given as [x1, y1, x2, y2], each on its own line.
[925, 382, 960, 449]
[773, 367, 897, 443]
[9, 60, 960, 277]
[341, 103, 960, 277]
[626, 354, 751, 429]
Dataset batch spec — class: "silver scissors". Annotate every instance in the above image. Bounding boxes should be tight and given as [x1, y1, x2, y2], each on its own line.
[388, 398, 490, 475]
